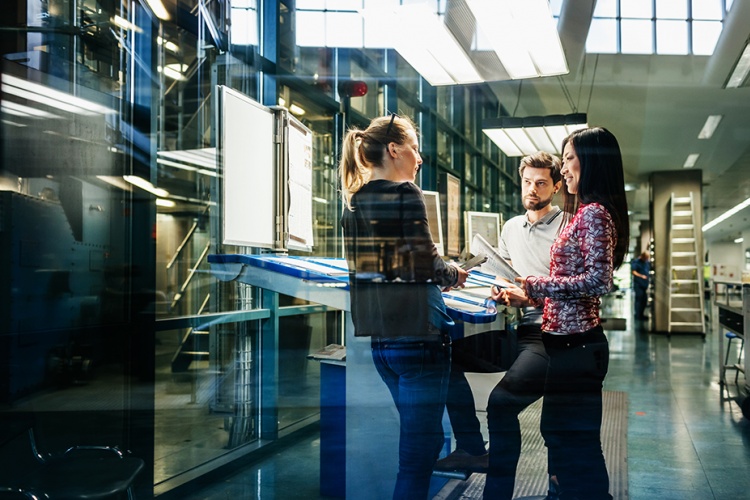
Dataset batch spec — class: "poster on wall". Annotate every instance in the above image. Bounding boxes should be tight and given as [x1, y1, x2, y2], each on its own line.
[286, 115, 314, 251]
[445, 173, 461, 256]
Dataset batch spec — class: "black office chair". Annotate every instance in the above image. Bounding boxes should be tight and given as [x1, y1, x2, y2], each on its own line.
[0, 424, 144, 500]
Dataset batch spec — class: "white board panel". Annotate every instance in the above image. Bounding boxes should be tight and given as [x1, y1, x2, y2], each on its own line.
[220, 86, 276, 248]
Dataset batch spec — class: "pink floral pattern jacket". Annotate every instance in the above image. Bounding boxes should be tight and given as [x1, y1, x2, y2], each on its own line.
[524, 202, 616, 334]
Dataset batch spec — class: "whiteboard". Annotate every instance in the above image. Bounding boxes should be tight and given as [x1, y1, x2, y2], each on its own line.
[220, 86, 276, 248]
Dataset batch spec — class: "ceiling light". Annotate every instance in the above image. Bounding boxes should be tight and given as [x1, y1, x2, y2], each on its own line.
[482, 113, 587, 157]
[735, 237, 744, 243]
[112, 15, 143, 33]
[157, 37, 180, 53]
[156, 198, 176, 207]
[145, 0, 170, 21]
[393, 4, 482, 86]
[702, 197, 750, 232]
[289, 103, 306, 116]
[726, 42, 750, 88]
[2, 74, 115, 115]
[698, 115, 722, 139]
[123, 175, 169, 197]
[683, 153, 700, 168]
[465, 0, 567, 79]
[161, 64, 188, 81]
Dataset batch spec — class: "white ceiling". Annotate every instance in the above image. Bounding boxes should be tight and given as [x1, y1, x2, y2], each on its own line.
[488, 0, 750, 244]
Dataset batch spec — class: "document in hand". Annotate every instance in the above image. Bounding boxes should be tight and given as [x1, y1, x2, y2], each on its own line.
[471, 233, 521, 282]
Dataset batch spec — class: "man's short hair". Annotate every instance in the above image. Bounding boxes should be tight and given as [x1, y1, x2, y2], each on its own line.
[518, 151, 562, 185]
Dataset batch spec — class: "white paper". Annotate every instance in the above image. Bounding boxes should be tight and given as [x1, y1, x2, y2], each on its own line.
[471, 233, 520, 282]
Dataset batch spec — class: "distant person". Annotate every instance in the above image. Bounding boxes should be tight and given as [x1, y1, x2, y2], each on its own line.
[498, 127, 629, 499]
[436, 152, 564, 500]
[631, 251, 651, 320]
[339, 113, 468, 500]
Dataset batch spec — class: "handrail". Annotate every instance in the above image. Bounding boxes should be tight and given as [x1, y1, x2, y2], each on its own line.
[166, 204, 210, 270]
[170, 241, 211, 310]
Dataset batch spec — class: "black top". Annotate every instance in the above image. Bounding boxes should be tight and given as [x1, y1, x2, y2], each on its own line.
[341, 180, 458, 338]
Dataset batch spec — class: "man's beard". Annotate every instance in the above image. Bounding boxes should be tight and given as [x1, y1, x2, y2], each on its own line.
[524, 195, 552, 211]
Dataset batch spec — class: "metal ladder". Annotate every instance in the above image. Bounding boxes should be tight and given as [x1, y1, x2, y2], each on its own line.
[667, 192, 705, 334]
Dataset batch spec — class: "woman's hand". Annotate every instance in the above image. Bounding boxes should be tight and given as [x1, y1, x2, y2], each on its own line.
[502, 284, 530, 308]
[490, 277, 529, 307]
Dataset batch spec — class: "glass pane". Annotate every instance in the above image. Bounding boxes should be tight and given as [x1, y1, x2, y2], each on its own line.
[230, 8, 259, 46]
[297, 0, 326, 8]
[692, 0, 723, 20]
[437, 87, 452, 121]
[693, 20, 722, 55]
[656, 20, 688, 54]
[727, 0, 735, 12]
[438, 129, 452, 166]
[327, 0, 362, 10]
[296, 11, 326, 47]
[586, 18, 618, 53]
[656, 0, 688, 19]
[621, 19, 654, 54]
[621, 0, 653, 19]
[549, 0, 563, 16]
[326, 12, 362, 48]
[593, 0, 617, 17]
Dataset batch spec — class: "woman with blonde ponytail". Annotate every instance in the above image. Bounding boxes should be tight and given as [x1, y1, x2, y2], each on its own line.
[340, 114, 467, 499]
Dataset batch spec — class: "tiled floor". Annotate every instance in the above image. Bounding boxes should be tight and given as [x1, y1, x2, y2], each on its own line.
[178, 294, 750, 500]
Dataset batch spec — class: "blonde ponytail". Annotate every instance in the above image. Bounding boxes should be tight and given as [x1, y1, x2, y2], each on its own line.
[338, 129, 370, 209]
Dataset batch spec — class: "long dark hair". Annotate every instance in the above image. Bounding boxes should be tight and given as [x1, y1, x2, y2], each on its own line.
[561, 127, 629, 269]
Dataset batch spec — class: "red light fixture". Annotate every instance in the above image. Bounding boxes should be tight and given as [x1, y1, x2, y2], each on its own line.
[337, 80, 368, 98]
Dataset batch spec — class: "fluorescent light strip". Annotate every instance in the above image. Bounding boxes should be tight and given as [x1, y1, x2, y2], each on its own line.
[2, 74, 115, 115]
[702, 197, 750, 232]
[683, 153, 700, 168]
[2, 100, 60, 119]
[157, 158, 199, 172]
[504, 128, 537, 155]
[698, 114, 722, 139]
[157, 149, 217, 170]
[466, 0, 567, 79]
[156, 198, 176, 207]
[123, 175, 169, 197]
[146, 0, 170, 21]
[517, 0, 568, 75]
[735, 237, 744, 243]
[394, 4, 481, 85]
[726, 43, 750, 88]
[482, 129, 523, 157]
[157, 37, 180, 53]
[523, 127, 557, 154]
[112, 15, 143, 33]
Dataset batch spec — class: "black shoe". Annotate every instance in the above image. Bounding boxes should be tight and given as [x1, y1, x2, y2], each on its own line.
[434, 449, 489, 474]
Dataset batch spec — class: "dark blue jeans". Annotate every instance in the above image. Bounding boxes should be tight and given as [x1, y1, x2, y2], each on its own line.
[541, 326, 612, 500]
[483, 325, 549, 499]
[371, 334, 451, 500]
[634, 286, 648, 319]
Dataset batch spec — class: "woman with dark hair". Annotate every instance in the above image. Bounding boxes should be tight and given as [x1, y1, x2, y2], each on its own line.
[339, 114, 468, 499]
[496, 127, 629, 499]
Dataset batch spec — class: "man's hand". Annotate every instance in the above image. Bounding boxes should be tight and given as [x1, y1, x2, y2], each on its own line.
[443, 263, 468, 291]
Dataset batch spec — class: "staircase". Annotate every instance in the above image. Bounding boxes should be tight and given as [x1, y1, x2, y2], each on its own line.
[667, 192, 705, 335]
